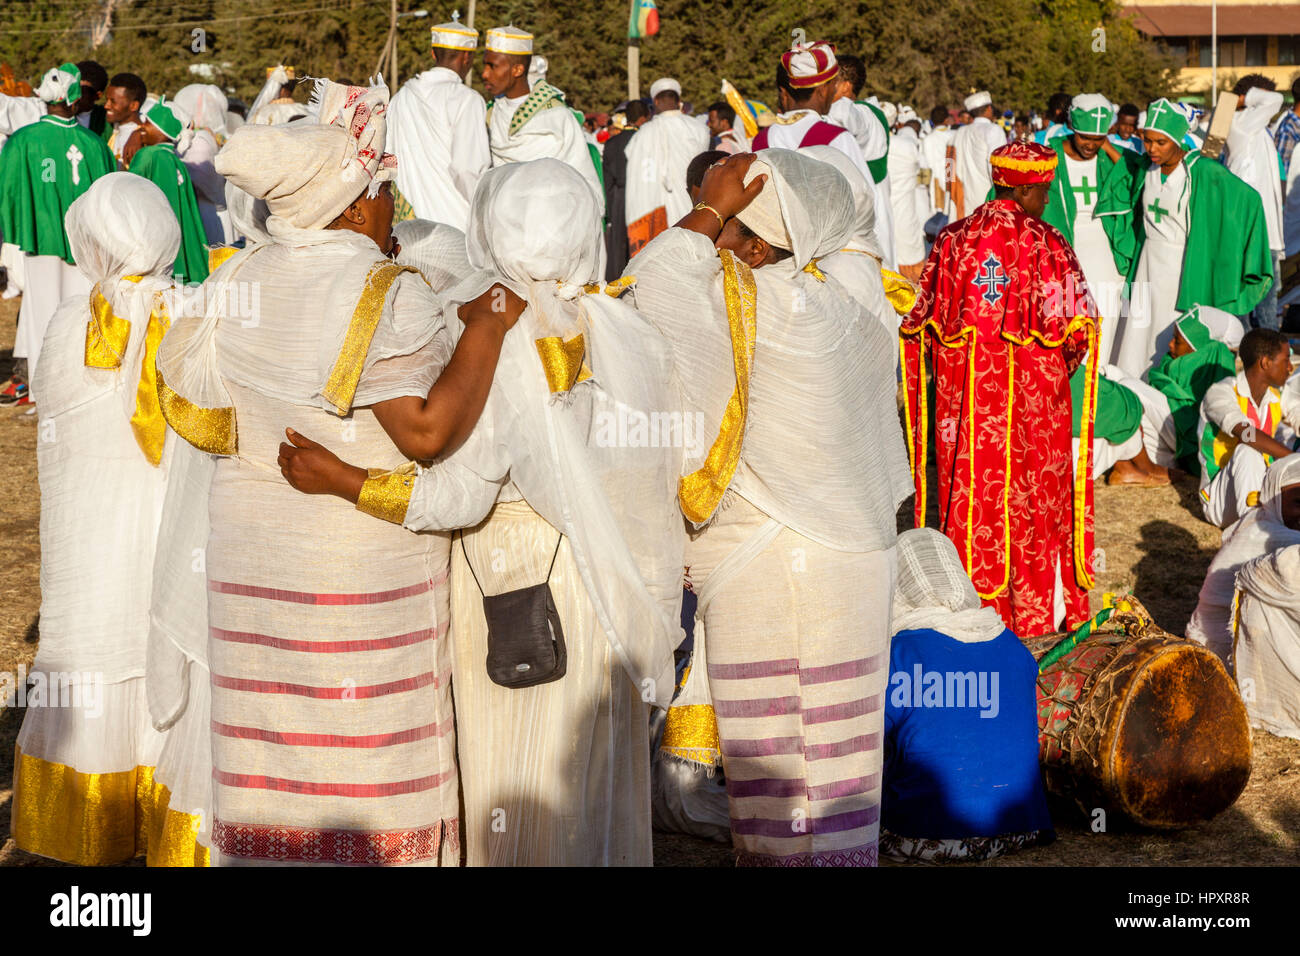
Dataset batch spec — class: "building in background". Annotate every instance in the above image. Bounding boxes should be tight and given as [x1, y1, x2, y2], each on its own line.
[1123, 0, 1300, 101]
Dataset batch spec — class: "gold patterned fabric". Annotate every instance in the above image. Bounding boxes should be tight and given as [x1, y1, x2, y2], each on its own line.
[881, 269, 920, 316]
[678, 249, 757, 523]
[84, 278, 140, 369]
[534, 334, 593, 393]
[157, 366, 238, 455]
[660, 701, 721, 764]
[320, 262, 422, 415]
[356, 463, 417, 525]
[208, 246, 238, 272]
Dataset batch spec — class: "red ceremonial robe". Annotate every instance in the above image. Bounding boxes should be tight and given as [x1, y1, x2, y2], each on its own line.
[900, 198, 1098, 637]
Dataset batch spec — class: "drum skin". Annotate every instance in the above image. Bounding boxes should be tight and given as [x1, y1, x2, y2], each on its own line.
[1029, 617, 1252, 829]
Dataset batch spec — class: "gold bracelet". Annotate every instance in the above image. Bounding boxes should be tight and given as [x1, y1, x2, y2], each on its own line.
[693, 202, 725, 231]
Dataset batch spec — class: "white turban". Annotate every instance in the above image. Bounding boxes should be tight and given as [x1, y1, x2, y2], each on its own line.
[735, 159, 793, 254]
[964, 90, 992, 111]
[36, 63, 80, 106]
[650, 77, 681, 99]
[173, 83, 229, 141]
[897, 105, 919, 126]
[880, 101, 898, 127]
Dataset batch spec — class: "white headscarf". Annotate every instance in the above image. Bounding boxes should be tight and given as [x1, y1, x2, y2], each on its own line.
[799, 143, 884, 260]
[173, 83, 229, 141]
[443, 158, 683, 705]
[393, 219, 470, 295]
[736, 148, 856, 274]
[891, 528, 1008, 641]
[223, 181, 271, 245]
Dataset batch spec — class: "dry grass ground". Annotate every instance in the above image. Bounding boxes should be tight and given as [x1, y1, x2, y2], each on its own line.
[0, 293, 1295, 867]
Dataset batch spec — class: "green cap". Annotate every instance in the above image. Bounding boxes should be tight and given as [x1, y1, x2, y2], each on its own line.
[1174, 305, 1211, 351]
[1142, 98, 1192, 145]
[1069, 94, 1114, 135]
[145, 99, 183, 141]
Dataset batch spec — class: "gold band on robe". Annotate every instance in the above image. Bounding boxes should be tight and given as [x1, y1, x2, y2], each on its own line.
[356, 463, 417, 525]
[321, 262, 422, 415]
[678, 248, 757, 523]
[534, 333, 592, 393]
[84, 276, 142, 369]
[208, 245, 238, 272]
[881, 268, 919, 316]
[156, 364, 239, 455]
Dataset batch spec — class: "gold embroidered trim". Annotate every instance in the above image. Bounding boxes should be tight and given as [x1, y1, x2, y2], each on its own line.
[156, 365, 238, 455]
[802, 259, 827, 281]
[129, 293, 172, 466]
[208, 246, 238, 272]
[678, 249, 757, 523]
[320, 262, 421, 415]
[881, 269, 919, 316]
[84, 276, 142, 369]
[535, 334, 592, 393]
[356, 463, 417, 525]
[659, 704, 721, 766]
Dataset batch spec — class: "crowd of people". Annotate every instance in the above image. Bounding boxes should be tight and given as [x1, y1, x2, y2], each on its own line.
[0, 17, 1298, 868]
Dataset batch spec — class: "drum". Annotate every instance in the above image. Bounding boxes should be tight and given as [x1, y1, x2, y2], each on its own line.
[1026, 601, 1252, 829]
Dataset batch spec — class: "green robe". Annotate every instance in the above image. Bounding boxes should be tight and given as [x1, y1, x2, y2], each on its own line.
[1127, 151, 1273, 315]
[1071, 365, 1142, 443]
[1147, 343, 1237, 463]
[0, 114, 115, 264]
[128, 143, 209, 284]
[1041, 136, 1146, 276]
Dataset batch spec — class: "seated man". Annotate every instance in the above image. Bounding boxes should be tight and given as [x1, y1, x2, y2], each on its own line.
[1076, 305, 1240, 485]
[882, 528, 1054, 863]
[1198, 328, 1296, 528]
[1187, 455, 1300, 665]
[1235, 542, 1300, 738]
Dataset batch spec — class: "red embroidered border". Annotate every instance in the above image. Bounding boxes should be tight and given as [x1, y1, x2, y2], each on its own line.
[213, 817, 458, 866]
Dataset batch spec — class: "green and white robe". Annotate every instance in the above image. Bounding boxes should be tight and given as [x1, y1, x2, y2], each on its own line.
[128, 143, 210, 284]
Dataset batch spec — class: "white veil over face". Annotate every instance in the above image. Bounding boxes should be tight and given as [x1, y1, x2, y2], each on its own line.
[446, 158, 684, 704]
[891, 528, 1008, 642]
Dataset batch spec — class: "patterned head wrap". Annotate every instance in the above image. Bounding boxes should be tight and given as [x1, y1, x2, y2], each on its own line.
[781, 41, 838, 89]
[990, 141, 1058, 187]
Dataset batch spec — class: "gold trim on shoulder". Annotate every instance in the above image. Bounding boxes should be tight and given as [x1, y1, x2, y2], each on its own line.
[208, 246, 238, 272]
[535, 334, 592, 393]
[678, 248, 757, 523]
[356, 462, 418, 525]
[320, 262, 422, 416]
[84, 276, 142, 369]
[156, 364, 238, 456]
[129, 293, 172, 466]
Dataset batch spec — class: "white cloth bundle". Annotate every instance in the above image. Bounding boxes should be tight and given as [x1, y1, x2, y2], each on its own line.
[1188, 455, 1300, 663]
[891, 527, 1007, 642]
[630, 148, 913, 553]
[393, 218, 470, 294]
[1234, 542, 1300, 738]
[407, 158, 685, 705]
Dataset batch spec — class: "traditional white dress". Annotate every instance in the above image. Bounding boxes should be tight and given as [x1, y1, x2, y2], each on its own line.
[1234, 543, 1300, 738]
[488, 91, 604, 217]
[624, 108, 710, 230]
[1227, 87, 1285, 258]
[388, 67, 489, 231]
[394, 160, 682, 865]
[630, 150, 913, 866]
[920, 124, 954, 217]
[828, 97, 895, 265]
[887, 126, 926, 268]
[12, 174, 180, 865]
[1062, 152, 1124, 360]
[1115, 162, 1190, 378]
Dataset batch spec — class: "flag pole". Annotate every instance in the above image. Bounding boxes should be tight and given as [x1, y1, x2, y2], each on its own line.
[1211, 0, 1218, 108]
[628, 39, 640, 101]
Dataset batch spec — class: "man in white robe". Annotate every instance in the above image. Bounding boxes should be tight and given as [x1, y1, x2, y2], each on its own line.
[827, 53, 894, 269]
[921, 105, 955, 219]
[624, 77, 709, 256]
[481, 25, 603, 217]
[1226, 76, 1286, 331]
[948, 90, 1007, 219]
[888, 107, 927, 277]
[388, 16, 490, 231]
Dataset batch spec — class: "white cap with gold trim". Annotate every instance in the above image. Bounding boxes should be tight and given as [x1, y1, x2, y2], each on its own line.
[486, 24, 533, 54]
[431, 12, 478, 51]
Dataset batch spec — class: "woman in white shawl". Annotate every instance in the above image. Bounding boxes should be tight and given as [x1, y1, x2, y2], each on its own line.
[277, 158, 685, 865]
[173, 83, 230, 245]
[1234, 541, 1300, 739]
[11, 173, 180, 864]
[152, 78, 523, 866]
[1187, 455, 1300, 666]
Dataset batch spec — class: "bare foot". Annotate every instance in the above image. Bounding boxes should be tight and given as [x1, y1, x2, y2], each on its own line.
[1107, 458, 1171, 486]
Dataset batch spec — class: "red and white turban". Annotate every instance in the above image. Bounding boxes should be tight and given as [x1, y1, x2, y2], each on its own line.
[781, 41, 838, 89]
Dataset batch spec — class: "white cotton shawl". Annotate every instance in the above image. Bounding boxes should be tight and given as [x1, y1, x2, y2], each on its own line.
[799, 144, 885, 260]
[173, 83, 229, 141]
[1234, 542, 1300, 737]
[629, 148, 913, 552]
[1187, 455, 1300, 661]
[429, 159, 685, 706]
[394, 218, 470, 294]
[32, 173, 181, 683]
[891, 528, 1007, 642]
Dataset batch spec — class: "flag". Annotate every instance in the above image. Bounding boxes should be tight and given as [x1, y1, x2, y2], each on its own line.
[628, 0, 659, 39]
[721, 79, 772, 139]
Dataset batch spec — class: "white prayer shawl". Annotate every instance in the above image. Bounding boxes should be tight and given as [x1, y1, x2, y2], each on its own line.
[0, 92, 44, 150]
[223, 181, 271, 245]
[1234, 543, 1300, 737]
[950, 116, 1007, 217]
[246, 66, 309, 126]
[799, 144, 894, 339]
[888, 125, 927, 266]
[397, 159, 683, 705]
[173, 84, 229, 142]
[1187, 455, 1300, 664]
[388, 67, 490, 231]
[629, 148, 912, 552]
[624, 109, 710, 228]
[393, 218, 471, 294]
[891, 528, 1007, 643]
[488, 93, 605, 217]
[1226, 87, 1285, 253]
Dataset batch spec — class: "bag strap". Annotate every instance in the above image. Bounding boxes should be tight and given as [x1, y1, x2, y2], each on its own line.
[459, 526, 564, 597]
